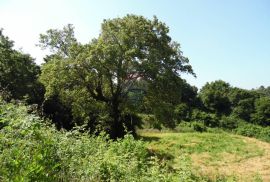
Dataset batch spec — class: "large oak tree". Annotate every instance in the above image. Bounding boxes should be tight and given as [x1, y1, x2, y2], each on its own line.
[39, 15, 194, 138]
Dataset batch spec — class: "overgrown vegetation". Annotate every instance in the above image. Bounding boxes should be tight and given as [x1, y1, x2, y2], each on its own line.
[234, 122, 270, 142]
[1, 100, 269, 181]
[0, 100, 177, 181]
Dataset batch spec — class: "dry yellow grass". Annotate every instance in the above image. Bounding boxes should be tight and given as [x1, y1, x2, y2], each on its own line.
[140, 131, 270, 181]
[191, 136, 270, 181]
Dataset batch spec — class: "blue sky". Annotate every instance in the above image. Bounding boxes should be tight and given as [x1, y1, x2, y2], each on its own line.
[0, 0, 269, 89]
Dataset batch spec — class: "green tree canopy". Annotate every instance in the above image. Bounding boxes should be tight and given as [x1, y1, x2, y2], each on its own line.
[252, 97, 270, 126]
[228, 88, 258, 121]
[254, 86, 270, 97]
[199, 80, 231, 115]
[39, 15, 195, 138]
[0, 29, 43, 104]
[38, 24, 77, 59]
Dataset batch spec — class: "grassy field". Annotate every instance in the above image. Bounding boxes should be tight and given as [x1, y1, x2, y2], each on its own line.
[139, 131, 270, 182]
[2, 101, 270, 181]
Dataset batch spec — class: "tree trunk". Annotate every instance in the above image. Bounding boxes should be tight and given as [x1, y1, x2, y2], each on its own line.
[110, 98, 125, 139]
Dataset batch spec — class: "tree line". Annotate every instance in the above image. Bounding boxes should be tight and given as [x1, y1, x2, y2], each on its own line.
[1, 15, 270, 138]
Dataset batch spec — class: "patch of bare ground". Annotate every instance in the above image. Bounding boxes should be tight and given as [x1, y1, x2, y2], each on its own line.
[191, 136, 270, 182]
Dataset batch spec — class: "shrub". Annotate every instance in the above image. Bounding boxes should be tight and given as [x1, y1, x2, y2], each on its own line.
[175, 122, 195, 132]
[174, 103, 190, 122]
[234, 122, 270, 142]
[140, 114, 162, 130]
[191, 109, 219, 127]
[192, 122, 207, 132]
[219, 116, 239, 130]
[251, 97, 270, 126]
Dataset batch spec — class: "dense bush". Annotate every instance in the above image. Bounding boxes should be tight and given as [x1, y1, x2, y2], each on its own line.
[174, 103, 191, 122]
[251, 97, 270, 126]
[140, 114, 162, 130]
[191, 109, 219, 127]
[234, 122, 270, 142]
[219, 116, 239, 130]
[1, 99, 215, 181]
[199, 80, 232, 115]
[175, 122, 196, 133]
[191, 121, 207, 132]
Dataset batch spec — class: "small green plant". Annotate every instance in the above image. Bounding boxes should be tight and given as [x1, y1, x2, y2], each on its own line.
[252, 173, 263, 182]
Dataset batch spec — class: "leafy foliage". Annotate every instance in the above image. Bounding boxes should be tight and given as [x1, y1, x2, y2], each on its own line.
[39, 15, 194, 138]
[254, 86, 270, 97]
[228, 87, 258, 121]
[234, 122, 270, 142]
[0, 29, 43, 104]
[197, 80, 270, 129]
[191, 121, 207, 132]
[251, 97, 270, 126]
[38, 24, 77, 58]
[0, 99, 177, 181]
[191, 109, 219, 127]
[199, 80, 231, 115]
